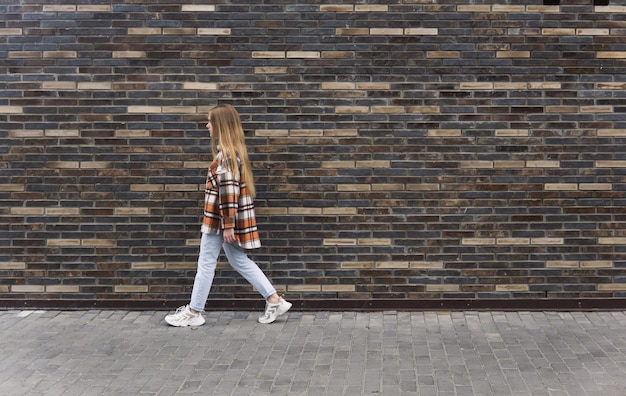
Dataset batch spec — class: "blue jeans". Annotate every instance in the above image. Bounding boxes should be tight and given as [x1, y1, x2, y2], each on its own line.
[189, 233, 276, 312]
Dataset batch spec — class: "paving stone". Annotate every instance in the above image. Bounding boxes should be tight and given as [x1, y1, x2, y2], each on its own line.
[1, 311, 626, 395]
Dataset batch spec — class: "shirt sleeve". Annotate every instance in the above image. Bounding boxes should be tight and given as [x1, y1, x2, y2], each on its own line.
[217, 161, 240, 229]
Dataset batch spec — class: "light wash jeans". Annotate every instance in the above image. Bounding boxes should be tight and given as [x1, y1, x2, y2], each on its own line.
[189, 233, 276, 312]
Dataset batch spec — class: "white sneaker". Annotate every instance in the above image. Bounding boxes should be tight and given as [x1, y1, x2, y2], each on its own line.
[164, 305, 205, 327]
[258, 297, 292, 324]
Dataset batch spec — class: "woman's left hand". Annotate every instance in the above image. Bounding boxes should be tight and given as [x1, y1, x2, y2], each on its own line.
[223, 228, 237, 244]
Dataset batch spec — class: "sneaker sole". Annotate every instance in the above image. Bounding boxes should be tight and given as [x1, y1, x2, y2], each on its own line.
[165, 316, 206, 327]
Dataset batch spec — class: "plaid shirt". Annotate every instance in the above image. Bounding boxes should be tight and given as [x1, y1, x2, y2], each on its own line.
[200, 154, 261, 250]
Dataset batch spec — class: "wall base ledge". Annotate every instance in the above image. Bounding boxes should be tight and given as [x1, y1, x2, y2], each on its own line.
[1, 298, 625, 311]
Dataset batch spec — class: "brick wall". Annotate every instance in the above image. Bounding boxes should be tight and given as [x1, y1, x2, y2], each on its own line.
[2, 0, 626, 310]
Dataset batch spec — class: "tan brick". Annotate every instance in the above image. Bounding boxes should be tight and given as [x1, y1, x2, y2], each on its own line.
[181, 5, 215, 11]
[80, 161, 111, 169]
[288, 285, 322, 292]
[526, 5, 559, 12]
[544, 183, 577, 191]
[338, 184, 370, 192]
[0, 262, 26, 270]
[46, 239, 80, 246]
[12, 285, 45, 293]
[546, 106, 577, 113]
[460, 82, 493, 90]
[48, 161, 79, 169]
[596, 160, 626, 167]
[405, 28, 438, 35]
[493, 5, 524, 12]
[322, 160, 354, 168]
[597, 52, 626, 59]
[376, 261, 409, 269]
[460, 161, 492, 168]
[462, 238, 495, 245]
[128, 28, 161, 35]
[287, 51, 320, 58]
[581, 105, 612, 113]
[494, 83, 527, 90]
[355, 5, 387, 12]
[322, 51, 354, 59]
[527, 160, 559, 168]
[359, 238, 391, 246]
[324, 129, 358, 137]
[495, 129, 529, 137]
[581, 261, 613, 268]
[546, 261, 579, 268]
[128, 106, 162, 113]
[43, 81, 77, 89]
[577, 28, 609, 36]
[428, 129, 461, 136]
[528, 82, 561, 90]
[598, 237, 626, 245]
[0, 106, 23, 114]
[335, 28, 369, 35]
[9, 51, 41, 58]
[46, 285, 80, 293]
[322, 285, 356, 292]
[494, 161, 525, 168]
[132, 262, 165, 269]
[357, 160, 390, 168]
[163, 106, 197, 114]
[457, 5, 490, 12]
[320, 5, 353, 12]
[166, 262, 196, 269]
[598, 283, 626, 291]
[579, 183, 612, 191]
[115, 285, 149, 293]
[356, 82, 390, 90]
[82, 239, 115, 247]
[336, 105, 369, 113]
[112, 51, 146, 58]
[531, 238, 563, 245]
[255, 207, 288, 215]
[542, 28, 575, 35]
[497, 51, 530, 58]
[43, 51, 77, 58]
[371, 105, 405, 113]
[45, 207, 79, 215]
[115, 208, 149, 215]
[183, 82, 217, 90]
[289, 207, 322, 215]
[11, 207, 43, 215]
[46, 129, 79, 137]
[0, 184, 24, 192]
[597, 83, 626, 90]
[427, 51, 459, 58]
[321, 82, 355, 90]
[43, 5, 75, 11]
[252, 51, 285, 59]
[410, 261, 444, 269]
[254, 67, 287, 74]
[322, 207, 357, 215]
[495, 284, 528, 292]
[597, 129, 626, 136]
[131, 184, 163, 192]
[370, 28, 403, 35]
[77, 5, 110, 11]
[406, 106, 440, 113]
[497, 238, 529, 245]
[198, 28, 231, 35]
[594, 6, 626, 13]
[340, 261, 374, 269]
[426, 284, 460, 292]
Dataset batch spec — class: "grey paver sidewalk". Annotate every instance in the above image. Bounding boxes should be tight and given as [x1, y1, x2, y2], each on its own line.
[0, 310, 625, 395]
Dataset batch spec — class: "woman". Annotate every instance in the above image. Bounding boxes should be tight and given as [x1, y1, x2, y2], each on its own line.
[165, 104, 291, 327]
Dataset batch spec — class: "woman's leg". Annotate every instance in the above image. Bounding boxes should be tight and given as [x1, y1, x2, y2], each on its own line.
[189, 233, 223, 312]
[222, 242, 276, 299]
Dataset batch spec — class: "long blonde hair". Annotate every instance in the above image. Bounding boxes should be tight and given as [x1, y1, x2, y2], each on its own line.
[209, 104, 256, 197]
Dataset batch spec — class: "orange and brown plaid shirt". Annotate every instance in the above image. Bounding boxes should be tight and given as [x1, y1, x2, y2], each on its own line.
[200, 154, 261, 250]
